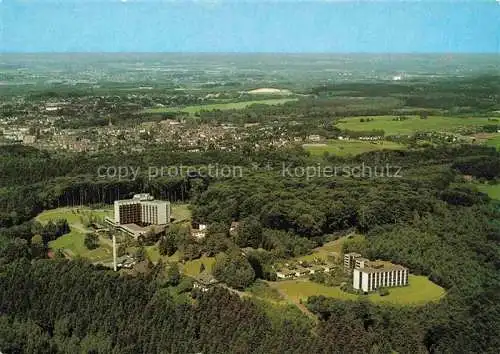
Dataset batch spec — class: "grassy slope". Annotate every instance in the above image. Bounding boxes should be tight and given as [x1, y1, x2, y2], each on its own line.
[246, 281, 285, 303]
[485, 134, 500, 150]
[273, 275, 445, 306]
[293, 235, 363, 263]
[293, 238, 344, 263]
[39, 204, 192, 263]
[336, 115, 491, 135]
[182, 256, 216, 277]
[170, 203, 192, 222]
[37, 207, 113, 261]
[145, 98, 297, 114]
[303, 140, 405, 157]
[36, 207, 112, 225]
[49, 230, 113, 261]
[476, 184, 500, 200]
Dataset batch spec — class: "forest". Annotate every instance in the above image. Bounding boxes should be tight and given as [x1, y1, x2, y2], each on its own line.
[0, 67, 499, 352]
[0, 138, 499, 353]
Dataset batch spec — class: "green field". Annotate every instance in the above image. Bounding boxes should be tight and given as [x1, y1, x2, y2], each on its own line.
[36, 207, 112, 225]
[246, 281, 285, 302]
[171, 203, 192, 222]
[336, 115, 492, 135]
[293, 235, 364, 263]
[182, 256, 216, 277]
[37, 207, 114, 261]
[485, 134, 500, 150]
[293, 237, 344, 263]
[49, 230, 113, 261]
[274, 275, 445, 306]
[145, 98, 297, 114]
[476, 184, 500, 200]
[303, 140, 405, 157]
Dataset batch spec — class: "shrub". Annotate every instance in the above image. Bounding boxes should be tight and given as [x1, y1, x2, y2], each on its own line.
[379, 287, 390, 296]
[84, 233, 99, 250]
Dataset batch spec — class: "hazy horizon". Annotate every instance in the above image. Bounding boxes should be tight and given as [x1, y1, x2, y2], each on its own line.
[1, 1, 499, 53]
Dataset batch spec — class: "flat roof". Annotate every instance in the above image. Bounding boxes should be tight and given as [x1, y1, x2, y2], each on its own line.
[115, 199, 141, 204]
[355, 261, 407, 273]
[115, 223, 167, 237]
[140, 200, 170, 205]
[345, 252, 362, 257]
[114, 199, 169, 205]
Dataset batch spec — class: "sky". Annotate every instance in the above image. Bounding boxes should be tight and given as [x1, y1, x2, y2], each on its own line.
[1, 0, 499, 53]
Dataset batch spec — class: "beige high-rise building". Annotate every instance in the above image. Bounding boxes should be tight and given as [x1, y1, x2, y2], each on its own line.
[344, 252, 362, 270]
[113, 193, 170, 225]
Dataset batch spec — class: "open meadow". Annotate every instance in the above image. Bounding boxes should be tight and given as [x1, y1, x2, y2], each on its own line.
[303, 140, 405, 156]
[336, 115, 493, 135]
[145, 98, 297, 114]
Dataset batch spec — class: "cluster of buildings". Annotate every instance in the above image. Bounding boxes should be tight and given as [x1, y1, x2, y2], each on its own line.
[105, 193, 170, 238]
[3, 114, 298, 154]
[344, 253, 409, 293]
[276, 261, 333, 280]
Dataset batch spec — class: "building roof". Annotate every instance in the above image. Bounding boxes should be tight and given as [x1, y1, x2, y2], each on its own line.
[114, 199, 141, 205]
[355, 260, 407, 273]
[114, 197, 169, 205]
[345, 252, 362, 257]
[119, 223, 167, 237]
[140, 200, 170, 206]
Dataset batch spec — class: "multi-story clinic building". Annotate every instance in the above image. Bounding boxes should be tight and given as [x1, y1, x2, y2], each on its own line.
[344, 253, 409, 292]
[114, 193, 170, 225]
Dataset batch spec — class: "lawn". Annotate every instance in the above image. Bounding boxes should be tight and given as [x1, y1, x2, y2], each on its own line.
[49, 229, 113, 261]
[144, 247, 182, 264]
[336, 115, 492, 136]
[145, 245, 161, 263]
[36, 207, 112, 226]
[273, 279, 357, 302]
[37, 207, 114, 262]
[171, 203, 192, 222]
[246, 280, 285, 303]
[485, 134, 500, 151]
[294, 235, 362, 263]
[145, 98, 297, 114]
[273, 275, 445, 306]
[182, 256, 216, 277]
[476, 184, 500, 200]
[303, 140, 405, 157]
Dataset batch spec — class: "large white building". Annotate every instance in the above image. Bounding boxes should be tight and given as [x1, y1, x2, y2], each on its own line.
[345, 253, 409, 292]
[113, 193, 170, 226]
